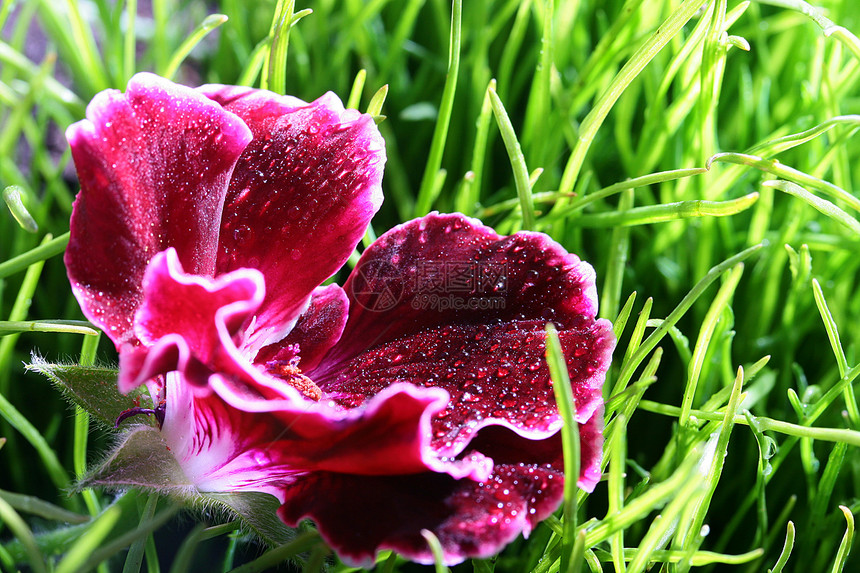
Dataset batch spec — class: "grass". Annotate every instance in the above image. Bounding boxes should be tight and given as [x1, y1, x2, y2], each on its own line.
[2, 0, 860, 570]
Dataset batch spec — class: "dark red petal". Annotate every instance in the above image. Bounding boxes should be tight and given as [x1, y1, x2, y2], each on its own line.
[65, 73, 253, 346]
[313, 319, 610, 487]
[328, 213, 604, 362]
[199, 85, 385, 354]
[278, 461, 565, 566]
[311, 213, 614, 486]
[254, 284, 349, 373]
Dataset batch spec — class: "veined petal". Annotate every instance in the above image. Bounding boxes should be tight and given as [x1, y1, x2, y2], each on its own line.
[278, 461, 565, 567]
[65, 73, 253, 347]
[199, 85, 385, 355]
[160, 372, 300, 499]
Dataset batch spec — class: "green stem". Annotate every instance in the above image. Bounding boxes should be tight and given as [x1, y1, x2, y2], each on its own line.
[0, 232, 69, 280]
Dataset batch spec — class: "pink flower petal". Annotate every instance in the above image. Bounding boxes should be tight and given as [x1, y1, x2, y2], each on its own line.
[65, 73, 253, 346]
[116, 249, 265, 394]
[199, 85, 385, 354]
[278, 461, 565, 567]
[160, 372, 301, 498]
[209, 377, 492, 481]
[120, 252, 491, 481]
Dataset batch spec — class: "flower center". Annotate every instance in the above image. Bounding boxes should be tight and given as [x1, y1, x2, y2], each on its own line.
[267, 360, 323, 401]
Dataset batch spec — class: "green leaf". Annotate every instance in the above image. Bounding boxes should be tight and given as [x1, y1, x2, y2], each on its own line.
[27, 358, 148, 429]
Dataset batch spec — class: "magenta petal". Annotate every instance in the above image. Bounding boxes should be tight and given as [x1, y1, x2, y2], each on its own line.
[199, 85, 385, 353]
[65, 73, 253, 346]
[117, 249, 265, 394]
[210, 379, 490, 480]
[254, 284, 349, 373]
[278, 461, 565, 566]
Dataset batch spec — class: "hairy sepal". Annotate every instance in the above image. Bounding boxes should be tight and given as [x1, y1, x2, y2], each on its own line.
[27, 357, 151, 428]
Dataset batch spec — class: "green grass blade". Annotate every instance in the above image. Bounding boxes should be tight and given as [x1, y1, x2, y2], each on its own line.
[679, 263, 745, 426]
[763, 180, 860, 235]
[768, 521, 796, 573]
[572, 193, 759, 228]
[414, 0, 461, 216]
[347, 69, 367, 110]
[456, 78, 496, 215]
[225, 530, 320, 573]
[123, 494, 159, 573]
[366, 84, 389, 118]
[58, 0, 110, 91]
[613, 242, 764, 396]
[264, 0, 295, 95]
[162, 14, 229, 80]
[0, 495, 48, 573]
[558, 0, 707, 196]
[0, 488, 88, 523]
[488, 87, 535, 230]
[55, 504, 123, 573]
[421, 529, 448, 573]
[830, 507, 855, 573]
[122, 0, 138, 83]
[545, 324, 580, 573]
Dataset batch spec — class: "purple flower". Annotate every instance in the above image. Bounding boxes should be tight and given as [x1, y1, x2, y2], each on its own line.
[65, 73, 615, 566]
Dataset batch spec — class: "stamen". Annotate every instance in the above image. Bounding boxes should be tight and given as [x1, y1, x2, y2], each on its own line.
[267, 360, 323, 401]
